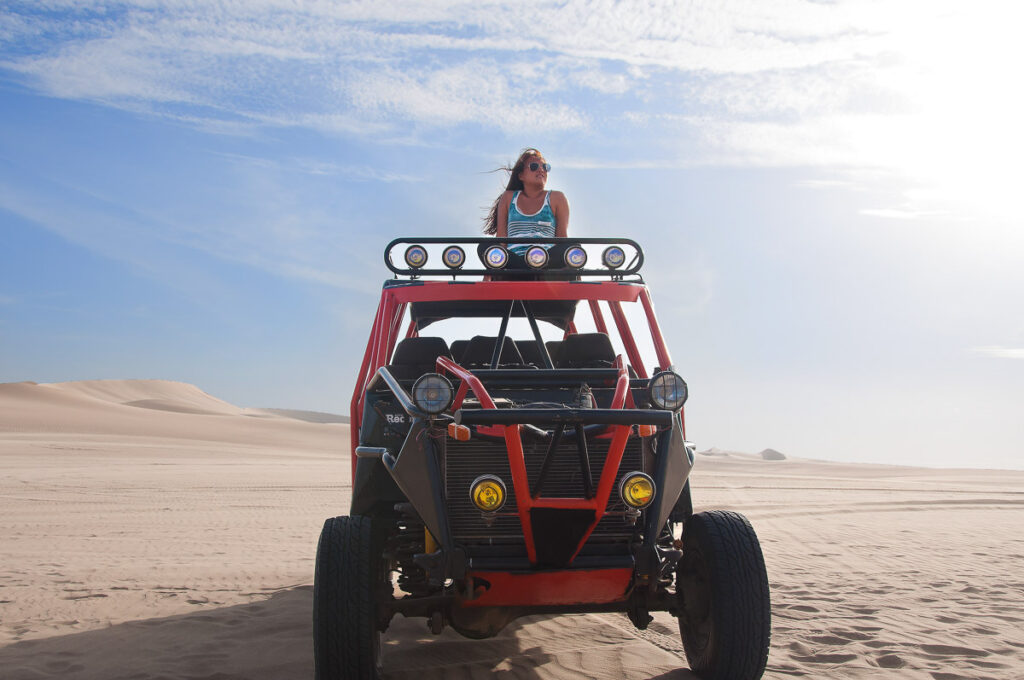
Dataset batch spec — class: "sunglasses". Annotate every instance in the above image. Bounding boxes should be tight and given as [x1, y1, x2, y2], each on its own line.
[527, 161, 551, 172]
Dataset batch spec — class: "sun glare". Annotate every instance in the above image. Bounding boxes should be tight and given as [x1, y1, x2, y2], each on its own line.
[874, 6, 1024, 222]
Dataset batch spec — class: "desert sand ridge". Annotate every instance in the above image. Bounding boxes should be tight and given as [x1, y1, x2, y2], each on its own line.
[1, 379, 1023, 679]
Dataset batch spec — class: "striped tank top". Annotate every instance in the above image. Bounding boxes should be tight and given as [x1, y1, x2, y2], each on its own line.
[507, 191, 556, 254]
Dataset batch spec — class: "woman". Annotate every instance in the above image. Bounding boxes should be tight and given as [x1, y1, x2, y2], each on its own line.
[483, 148, 570, 266]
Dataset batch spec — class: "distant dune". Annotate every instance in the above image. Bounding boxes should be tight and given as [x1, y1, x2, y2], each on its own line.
[246, 407, 349, 424]
[2, 378, 1023, 679]
[758, 447, 787, 460]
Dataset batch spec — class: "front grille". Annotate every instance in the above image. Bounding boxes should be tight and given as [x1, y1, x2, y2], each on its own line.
[444, 434, 643, 549]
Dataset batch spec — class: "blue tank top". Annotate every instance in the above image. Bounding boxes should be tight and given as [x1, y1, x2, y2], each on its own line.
[507, 191, 556, 254]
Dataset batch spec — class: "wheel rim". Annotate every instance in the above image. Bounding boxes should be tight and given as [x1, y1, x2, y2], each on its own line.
[680, 545, 713, 655]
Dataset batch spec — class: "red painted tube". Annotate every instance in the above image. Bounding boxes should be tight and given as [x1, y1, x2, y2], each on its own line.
[639, 287, 672, 371]
[608, 300, 647, 378]
[435, 356, 497, 409]
[588, 299, 609, 334]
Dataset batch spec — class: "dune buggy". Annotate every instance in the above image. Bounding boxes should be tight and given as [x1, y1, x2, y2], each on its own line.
[314, 237, 771, 679]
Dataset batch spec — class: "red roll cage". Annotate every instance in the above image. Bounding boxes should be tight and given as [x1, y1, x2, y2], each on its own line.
[350, 279, 680, 458]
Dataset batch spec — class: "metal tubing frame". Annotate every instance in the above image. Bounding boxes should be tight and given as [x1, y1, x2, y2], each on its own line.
[588, 299, 609, 334]
[522, 300, 555, 369]
[608, 300, 647, 379]
[490, 300, 514, 369]
[349, 278, 682, 523]
[434, 355, 649, 564]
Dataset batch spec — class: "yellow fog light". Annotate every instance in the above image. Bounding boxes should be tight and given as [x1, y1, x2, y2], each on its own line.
[470, 475, 507, 512]
[619, 472, 656, 509]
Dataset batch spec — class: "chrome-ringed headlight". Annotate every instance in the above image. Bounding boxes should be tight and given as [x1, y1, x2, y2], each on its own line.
[524, 245, 549, 268]
[564, 245, 587, 269]
[649, 371, 687, 410]
[483, 245, 509, 269]
[411, 373, 454, 414]
[470, 474, 507, 512]
[442, 245, 466, 269]
[404, 244, 428, 269]
[602, 245, 626, 269]
[619, 472, 656, 509]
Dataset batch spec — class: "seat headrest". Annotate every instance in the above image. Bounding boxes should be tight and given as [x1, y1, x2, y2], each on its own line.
[450, 340, 470, 363]
[555, 333, 616, 368]
[391, 337, 451, 366]
[514, 339, 548, 366]
[461, 336, 523, 367]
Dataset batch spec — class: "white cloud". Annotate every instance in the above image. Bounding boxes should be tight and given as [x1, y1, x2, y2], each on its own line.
[2, 0, 1021, 222]
[209, 152, 425, 182]
[972, 346, 1024, 360]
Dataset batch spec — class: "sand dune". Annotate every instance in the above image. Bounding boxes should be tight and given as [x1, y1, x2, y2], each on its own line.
[1, 380, 1022, 679]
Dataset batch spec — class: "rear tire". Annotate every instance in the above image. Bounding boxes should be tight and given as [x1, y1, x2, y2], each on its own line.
[313, 515, 386, 680]
[676, 510, 771, 680]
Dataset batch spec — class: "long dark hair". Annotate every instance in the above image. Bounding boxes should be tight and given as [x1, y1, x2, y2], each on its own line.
[483, 148, 544, 235]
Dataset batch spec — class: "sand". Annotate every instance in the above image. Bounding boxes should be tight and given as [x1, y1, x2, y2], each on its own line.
[1, 379, 1022, 679]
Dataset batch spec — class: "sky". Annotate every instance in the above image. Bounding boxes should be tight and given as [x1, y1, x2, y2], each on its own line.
[1, 1, 1022, 469]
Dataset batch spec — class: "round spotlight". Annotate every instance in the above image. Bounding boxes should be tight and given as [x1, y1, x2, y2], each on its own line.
[411, 373, 454, 415]
[483, 245, 509, 269]
[602, 246, 626, 269]
[564, 245, 587, 269]
[470, 475, 507, 512]
[442, 245, 466, 269]
[404, 245, 428, 269]
[619, 472, 656, 509]
[525, 246, 549, 268]
[649, 371, 687, 411]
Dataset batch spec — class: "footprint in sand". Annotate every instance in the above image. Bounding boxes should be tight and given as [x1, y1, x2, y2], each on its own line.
[61, 592, 108, 601]
[787, 604, 820, 613]
[876, 653, 905, 668]
[920, 644, 988, 658]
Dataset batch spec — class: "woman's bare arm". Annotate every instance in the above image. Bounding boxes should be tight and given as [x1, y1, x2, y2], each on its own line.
[551, 191, 570, 237]
[496, 191, 512, 238]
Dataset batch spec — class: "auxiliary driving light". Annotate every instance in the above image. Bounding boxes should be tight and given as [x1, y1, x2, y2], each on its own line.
[483, 245, 510, 269]
[470, 475, 507, 512]
[649, 371, 688, 411]
[404, 245, 428, 269]
[411, 373, 453, 415]
[619, 472, 656, 509]
[525, 246, 549, 268]
[442, 245, 466, 269]
[564, 245, 587, 269]
[602, 246, 626, 269]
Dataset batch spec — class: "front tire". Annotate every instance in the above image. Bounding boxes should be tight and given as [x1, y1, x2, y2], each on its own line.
[314, 515, 386, 680]
[676, 510, 771, 680]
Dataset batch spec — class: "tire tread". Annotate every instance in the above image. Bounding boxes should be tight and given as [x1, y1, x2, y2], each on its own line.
[314, 515, 381, 680]
[680, 510, 771, 680]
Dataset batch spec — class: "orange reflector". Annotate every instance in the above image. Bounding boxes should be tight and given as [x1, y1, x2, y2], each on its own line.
[448, 423, 471, 441]
[637, 424, 657, 437]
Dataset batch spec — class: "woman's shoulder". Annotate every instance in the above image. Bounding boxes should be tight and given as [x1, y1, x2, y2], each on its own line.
[548, 190, 568, 205]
